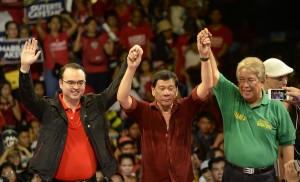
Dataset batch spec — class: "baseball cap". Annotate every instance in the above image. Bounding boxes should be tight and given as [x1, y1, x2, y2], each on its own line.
[263, 58, 293, 77]
[200, 159, 210, 172]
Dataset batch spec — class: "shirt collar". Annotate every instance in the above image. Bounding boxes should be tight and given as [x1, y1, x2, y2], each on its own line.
[58, 93, 81, 111]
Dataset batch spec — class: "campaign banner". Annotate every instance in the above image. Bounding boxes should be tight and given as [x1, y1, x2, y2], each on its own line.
[25, 0, 66, 24]
[0, 38, 44, 64]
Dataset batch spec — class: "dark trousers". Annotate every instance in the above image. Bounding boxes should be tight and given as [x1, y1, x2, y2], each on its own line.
[222, 163, 278, 182]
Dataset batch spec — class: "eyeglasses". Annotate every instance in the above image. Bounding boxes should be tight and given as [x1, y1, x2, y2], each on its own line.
[62, 80, 86, 87]
[2, 170, 15, 176]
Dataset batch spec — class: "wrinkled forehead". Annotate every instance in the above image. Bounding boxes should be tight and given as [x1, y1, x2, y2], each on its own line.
[238, 68, 259, 79]
[155, 79, 176, 87]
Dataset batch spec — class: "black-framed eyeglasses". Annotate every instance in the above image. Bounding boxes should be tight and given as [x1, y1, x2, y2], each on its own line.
[62, 80, 86, 87]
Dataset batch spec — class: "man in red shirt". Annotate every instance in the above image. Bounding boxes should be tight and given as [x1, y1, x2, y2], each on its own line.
[19, 38, 128, 181]
[117, 29, 213, 181]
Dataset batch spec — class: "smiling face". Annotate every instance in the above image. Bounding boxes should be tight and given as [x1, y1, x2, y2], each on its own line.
[238, 68, 264, 105]
[152, 79, 178, 110]
[59, 68, 86, 102]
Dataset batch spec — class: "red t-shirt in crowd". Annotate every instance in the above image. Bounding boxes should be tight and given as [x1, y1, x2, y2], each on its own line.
[81, 33, 109, 73]
[42, 32, 70, 70]
[120, 23, 153, 57]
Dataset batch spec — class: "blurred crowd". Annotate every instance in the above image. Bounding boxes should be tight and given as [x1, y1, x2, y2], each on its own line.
[0, 0, 300, 181]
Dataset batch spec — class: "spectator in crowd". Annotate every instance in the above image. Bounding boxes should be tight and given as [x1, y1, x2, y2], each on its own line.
[263, 58, 293, 93]
[118, 154, 137, 182]
[117, 29, 212, 181]
[263, 58, 294, 181]
[0, 80, 21, 130]
[115, 136, 141, 176]
[123, 119, 141, 155]
[0, 162, 18, 182]
[0, 20, 20, 88]
[199, 159, 214, 182]
[71, 0, 93, 26]
[192, 112, 219, 160]
[73, 16, 113, 93]
[207, 28, 295, 181]
[119, 9, 154, 59]
[27, 119, 41, 150]
[206, 6, 233, 71]
[114, 0, 133, 27]
[0, 147, 29, 174]
[208, 157, 225, 182]
[153, 19, 178, 68]
[19, 24, 31, 39]
[102, 9, 121, 72]
[19, 38, 129, 181]
[136, 58, 153, 102]
[36, 14, 77, 98]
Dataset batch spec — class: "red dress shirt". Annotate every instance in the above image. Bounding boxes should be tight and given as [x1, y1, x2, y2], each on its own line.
[124, 87, 206, 182]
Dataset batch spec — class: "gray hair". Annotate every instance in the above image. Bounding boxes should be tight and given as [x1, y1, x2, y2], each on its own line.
[236, 57, 265, 82]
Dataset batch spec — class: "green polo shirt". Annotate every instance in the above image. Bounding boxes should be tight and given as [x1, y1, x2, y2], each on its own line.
[213, 74, 295, 168]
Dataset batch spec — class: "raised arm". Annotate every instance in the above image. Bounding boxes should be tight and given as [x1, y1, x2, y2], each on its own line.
[196, 28, 213, 99]
[117, 45, 143, 110]
[200, 29, 221, 87]
[20, 38, 42, 72]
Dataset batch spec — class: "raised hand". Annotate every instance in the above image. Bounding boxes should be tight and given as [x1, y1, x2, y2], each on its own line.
[21, 38, 41, 70]
[127, 45, 143, 69]
[197, 28, 212, 58]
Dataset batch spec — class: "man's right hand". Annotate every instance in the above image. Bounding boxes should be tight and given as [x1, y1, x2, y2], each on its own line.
[127, 45, 143, 70]
[20, 38, 41, 72]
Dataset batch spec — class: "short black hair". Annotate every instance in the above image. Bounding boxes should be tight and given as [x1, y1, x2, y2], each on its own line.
[5, 20, 18, 31]
[15, 125, 29, 137]
[151, 70, 178, 88]
[104, 10, 118, 21]
[0, 162, 17, 174]
[59, 63, 86, 80]
[118, 153, 135, 165]
[84, 16, 99, 26]
[118, 140, 135, 150]
[46, 15, 62, 33]
[208, 157, 225, 170]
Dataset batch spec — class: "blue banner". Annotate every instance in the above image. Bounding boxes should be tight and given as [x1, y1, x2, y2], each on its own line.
[0, 38, 44, 64]
[25, 0, 66, 24]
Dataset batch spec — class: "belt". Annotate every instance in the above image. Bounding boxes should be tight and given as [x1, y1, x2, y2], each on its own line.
[226, 161, 274, 175]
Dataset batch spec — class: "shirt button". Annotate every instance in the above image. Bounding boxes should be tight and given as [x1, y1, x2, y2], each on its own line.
[165, 134, 168, 138]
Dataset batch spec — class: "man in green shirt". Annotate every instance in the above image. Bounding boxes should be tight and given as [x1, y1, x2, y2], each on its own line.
[204, 30, 295, 181]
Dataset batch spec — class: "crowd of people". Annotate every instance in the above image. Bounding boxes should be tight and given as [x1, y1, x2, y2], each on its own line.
[0, 0, 300, 182]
